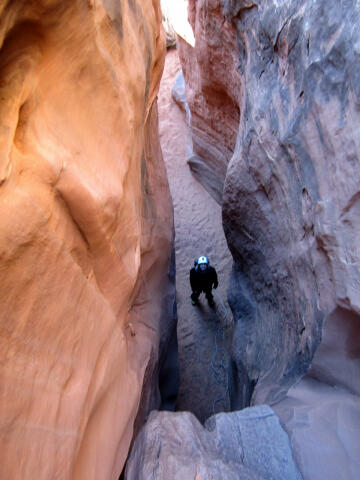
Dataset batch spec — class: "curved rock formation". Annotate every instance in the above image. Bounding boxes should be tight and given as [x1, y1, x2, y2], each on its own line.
[272, 306, 360, 480]
[178, 0, 360, 407]
[0, 1, 176, 479]
[125, 406, 302, 480]
[176, 0, 241, 202]
[176, 0, 360, 477]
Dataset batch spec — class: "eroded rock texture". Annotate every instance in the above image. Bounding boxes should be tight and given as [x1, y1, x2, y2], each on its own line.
[177, 0, 241, 203]
[0, 1, 176, 479]
[125, 406, 302, 480]
[177, 0, 360, 477]
[179, 0, 360, 405]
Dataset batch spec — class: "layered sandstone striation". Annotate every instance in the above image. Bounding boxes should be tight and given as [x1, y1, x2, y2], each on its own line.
[176, 0, 360, 477]
[176, 0, 241, 203]
[0, 1, 176, 479]
[178, 0, 360, 407]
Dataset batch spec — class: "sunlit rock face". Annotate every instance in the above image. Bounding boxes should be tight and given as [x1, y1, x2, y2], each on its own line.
[178, 0, 360, 409]
[0, 1, 176, 479]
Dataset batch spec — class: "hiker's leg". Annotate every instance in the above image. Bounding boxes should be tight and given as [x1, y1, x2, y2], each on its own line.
[205, 289, 214, 306]
[191, 290, 200, 304]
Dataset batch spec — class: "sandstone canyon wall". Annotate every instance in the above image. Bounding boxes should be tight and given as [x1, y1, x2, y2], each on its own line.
[177, 0, 241, 204]
[178, 0, 360, 407]
[0, 1, 176, 479]
[175, 0, 360, 477]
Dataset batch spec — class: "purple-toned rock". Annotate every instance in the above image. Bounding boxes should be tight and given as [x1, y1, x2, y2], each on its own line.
[125, 405, 302, 480]
[178, 0, 360, 408]
[273, 306, 360, 480]
[177, 0, 360, 477]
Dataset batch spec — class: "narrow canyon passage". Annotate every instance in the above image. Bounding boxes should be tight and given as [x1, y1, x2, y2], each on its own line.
[158, 49, 234, 422]
[2, 2, 360, 479]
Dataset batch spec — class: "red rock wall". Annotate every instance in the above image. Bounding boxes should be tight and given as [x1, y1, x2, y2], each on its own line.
[0, 1, 175, 479]
[177, 0, 240, 200]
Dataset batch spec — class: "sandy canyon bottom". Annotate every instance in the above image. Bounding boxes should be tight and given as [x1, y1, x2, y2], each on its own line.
[158, 49, 234, 422]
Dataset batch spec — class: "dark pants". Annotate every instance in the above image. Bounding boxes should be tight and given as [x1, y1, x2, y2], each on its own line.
[191, 288, 213, 302]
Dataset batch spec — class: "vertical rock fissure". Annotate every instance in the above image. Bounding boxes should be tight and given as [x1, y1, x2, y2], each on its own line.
[158, 48, 235, 424]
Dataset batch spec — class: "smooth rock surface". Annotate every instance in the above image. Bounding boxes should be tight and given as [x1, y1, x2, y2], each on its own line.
[171, 70, 188, 114]
[273, 306, 360, 480]
[177, 0, 360, 477]
[273, 377, 360, 480]
[0, 1, 176, 479]
[178, 0, 360, 408]
[125, 405, 302, 480]
[176, 0, 241, 202]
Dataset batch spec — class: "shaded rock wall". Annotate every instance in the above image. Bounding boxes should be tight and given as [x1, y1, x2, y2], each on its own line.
[125, 406, 302, 480]
[176, 0, 241, 202]
[0, 1, 176, 479]
[158, 50, 234, 423]
[178, 0, 360, 407]
[272, 306, 360, 480]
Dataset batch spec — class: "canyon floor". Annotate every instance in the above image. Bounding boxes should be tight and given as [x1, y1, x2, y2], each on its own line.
[158, 49, 234, 423]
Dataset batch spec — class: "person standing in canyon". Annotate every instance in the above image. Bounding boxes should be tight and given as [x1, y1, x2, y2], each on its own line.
[190, 256, 218, 307]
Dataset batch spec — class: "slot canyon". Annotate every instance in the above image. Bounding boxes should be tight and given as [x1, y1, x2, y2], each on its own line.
[0, 1, 359, 479]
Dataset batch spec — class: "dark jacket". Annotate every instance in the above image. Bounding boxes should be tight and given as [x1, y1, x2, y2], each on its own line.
[190, 265, 218, 292]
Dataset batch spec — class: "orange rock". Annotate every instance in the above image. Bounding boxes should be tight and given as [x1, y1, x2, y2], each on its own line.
[0, 1, 173, 479]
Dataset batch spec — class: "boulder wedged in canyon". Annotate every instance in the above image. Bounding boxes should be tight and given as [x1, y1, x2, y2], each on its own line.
[125, 405, 302, 480]
[0, 1, 176, 479]
[176, 0, 360, 477]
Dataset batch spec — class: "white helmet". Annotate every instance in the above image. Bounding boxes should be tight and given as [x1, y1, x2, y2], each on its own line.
[197, 256, 209, 265]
